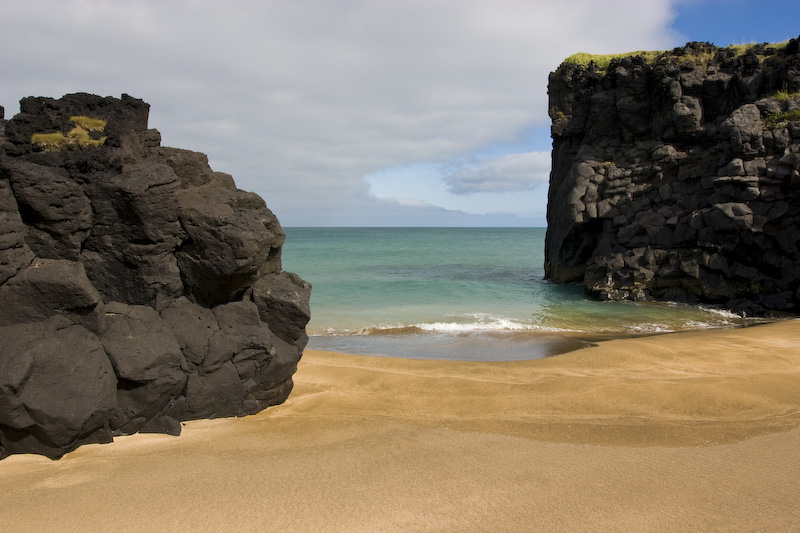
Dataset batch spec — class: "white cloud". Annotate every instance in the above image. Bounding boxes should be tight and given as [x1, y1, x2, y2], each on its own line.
[391, 198, 438, 208]
[285, 194, 546, 227]
[444, 151, 552, 194]
[0, 0, 682, 225]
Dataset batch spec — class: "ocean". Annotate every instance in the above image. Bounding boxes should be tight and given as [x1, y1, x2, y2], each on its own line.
[281, 227, 758, 361]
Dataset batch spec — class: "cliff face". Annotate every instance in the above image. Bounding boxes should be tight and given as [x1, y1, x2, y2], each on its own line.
[0, 93, 311, 459]
[546, 38, 800, 314]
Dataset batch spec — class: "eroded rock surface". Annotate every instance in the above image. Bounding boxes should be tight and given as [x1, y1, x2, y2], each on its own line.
[0, 93, 310, 459]
[546, 38, 800, 314]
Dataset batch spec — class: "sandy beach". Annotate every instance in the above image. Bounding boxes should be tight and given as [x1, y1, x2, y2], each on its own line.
[2, 320, 800, 532]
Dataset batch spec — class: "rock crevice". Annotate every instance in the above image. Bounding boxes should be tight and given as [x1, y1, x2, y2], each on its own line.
[0, 93, 311, 459]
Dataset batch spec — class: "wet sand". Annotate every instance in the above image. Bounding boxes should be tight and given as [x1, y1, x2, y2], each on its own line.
[2, 320, 800, 531]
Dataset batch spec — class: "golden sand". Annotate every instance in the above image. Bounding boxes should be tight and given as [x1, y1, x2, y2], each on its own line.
[2, 320, 800, 531]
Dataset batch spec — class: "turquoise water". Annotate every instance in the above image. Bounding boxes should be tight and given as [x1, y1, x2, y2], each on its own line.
[281, 227, 758, 360]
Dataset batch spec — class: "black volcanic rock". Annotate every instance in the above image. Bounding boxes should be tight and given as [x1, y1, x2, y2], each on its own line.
[545, 37, 800, 315]
[0, 93, 311, 459]
[1, 316, 117, 456]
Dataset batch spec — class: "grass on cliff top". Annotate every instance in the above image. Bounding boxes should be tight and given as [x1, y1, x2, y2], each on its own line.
[561, 39, 790, 72]
[768, 86, 800, 101]
[765, 109, 800, 128]
[70, 115, 106, 131]
[31, 115, 107, 151]
[562, 50, 661, 70]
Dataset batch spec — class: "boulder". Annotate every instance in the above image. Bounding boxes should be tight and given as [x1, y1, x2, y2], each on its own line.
[175, 186, 283, 306]
[0, 93, 310, 459]
[0, 179, 35, 284]
[0, 316, 116, 458]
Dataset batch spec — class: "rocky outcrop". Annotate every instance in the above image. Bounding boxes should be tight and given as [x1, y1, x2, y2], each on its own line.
[546, 37, 800, 314]
[0, 93, 311, 459]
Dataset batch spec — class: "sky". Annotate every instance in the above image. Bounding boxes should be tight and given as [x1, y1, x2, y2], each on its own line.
[2, 0, 799, 227]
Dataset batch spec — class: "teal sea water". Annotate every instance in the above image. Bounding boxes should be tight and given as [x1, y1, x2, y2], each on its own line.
[281, 228, 759, 361]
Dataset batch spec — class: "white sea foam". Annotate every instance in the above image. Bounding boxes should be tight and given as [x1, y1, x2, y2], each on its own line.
[410, 313, 586, 334]
[416, 312, 525, 332]
[415, 320, 529, 333]
[622, 323, 676, 334]
[696, 305, 742, 319]
[313, 306, 756, 337]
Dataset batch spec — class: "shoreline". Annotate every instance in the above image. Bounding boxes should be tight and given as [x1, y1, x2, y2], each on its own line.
[2, 320, 799, 531]
[306, 314, 783, 361]
[306, 330, 592, 361]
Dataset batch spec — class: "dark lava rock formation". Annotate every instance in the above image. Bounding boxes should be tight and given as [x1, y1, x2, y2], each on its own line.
[546, 37, 800, 314]
[0, 93, 311, 459]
